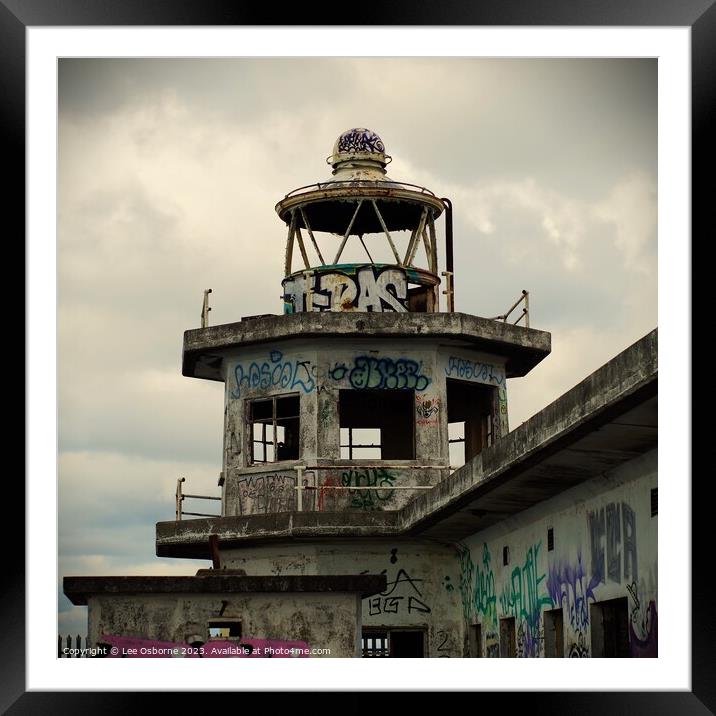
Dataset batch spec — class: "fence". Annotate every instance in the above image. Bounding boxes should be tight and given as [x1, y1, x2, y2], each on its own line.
[58, 634, 90, 657]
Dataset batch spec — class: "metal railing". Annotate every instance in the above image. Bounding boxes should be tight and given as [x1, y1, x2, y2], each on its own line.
[283, 179, 437, 200]
[174, 464, 454, 519]
[293, 464, 446, 512]
[175, 477, 221, 521]
[490, 290, 530, 327]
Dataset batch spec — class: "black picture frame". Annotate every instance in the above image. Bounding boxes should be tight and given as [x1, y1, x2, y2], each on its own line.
[5, 1, 706, 711]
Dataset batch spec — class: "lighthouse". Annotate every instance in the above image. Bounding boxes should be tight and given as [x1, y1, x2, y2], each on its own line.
[66, 128, 656, 661]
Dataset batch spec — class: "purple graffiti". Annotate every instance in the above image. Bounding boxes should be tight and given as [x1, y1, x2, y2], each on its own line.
[546, 552, 597, 633]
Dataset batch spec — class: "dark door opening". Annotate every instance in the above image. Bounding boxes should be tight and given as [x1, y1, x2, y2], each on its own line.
[499, 617, 516, 658]
[544, 608, 564, 657]
[469, 623, 483, 657]
[590, 597, 630, 657]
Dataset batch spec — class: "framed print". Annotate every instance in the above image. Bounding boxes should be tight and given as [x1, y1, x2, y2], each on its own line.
[6, 0, 707, 711]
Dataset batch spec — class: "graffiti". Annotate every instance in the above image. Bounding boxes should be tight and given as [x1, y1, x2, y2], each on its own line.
[232, 350, 314, 399]
[238, 473, 296, 514]
[341, 468, 396, 510]
[445, 356, 504, 386]
[627, 582, 658, 657]
[456, 544, 475, 622]
[415, 394, 441, 425]
[100, 635, 310, 658]
[436, 630, 453, 658]
[283, 265, 408, 313]
[390, 548, 399, 564]
[547, 551, 597, 634]
[499, 542, 552, 658]
[329, 356, 430, 391]
[317, 475, 339, 512]
[568, 632, 590, 658]
[485, 637, 500, 658]
[455, 542, 497, 629]
[517, 621, 544, 659]
[589, 501, 638, 586]
[337, 127, 385, 154]
[367, 567, 431, 616]
[442, 576, 454, 592]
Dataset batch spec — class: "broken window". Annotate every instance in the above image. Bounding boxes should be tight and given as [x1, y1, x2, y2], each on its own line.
[248, 395, 300, 464]
[361, 628, 425, 657]
[446, 379, 495, 470]
[339, 389, 415, 460]
[207, 620, 242, 640]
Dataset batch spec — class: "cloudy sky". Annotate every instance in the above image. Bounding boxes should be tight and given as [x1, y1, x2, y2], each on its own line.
[57, 58, 657, 637]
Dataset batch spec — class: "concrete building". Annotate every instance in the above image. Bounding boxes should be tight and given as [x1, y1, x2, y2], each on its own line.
[64, 128, 657, 659]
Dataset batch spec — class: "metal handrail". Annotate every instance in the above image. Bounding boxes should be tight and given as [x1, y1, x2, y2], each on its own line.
[283, 179, 437, 200]
[489, 290, 530, 328]
[175, 477, 221, 521]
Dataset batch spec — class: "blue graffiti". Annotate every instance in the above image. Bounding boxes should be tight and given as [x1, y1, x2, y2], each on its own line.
[231, 350, 315, 399]
[546, 552, 597, 633]
[329, 356, 430, 391]
[445, 356, 503, 385]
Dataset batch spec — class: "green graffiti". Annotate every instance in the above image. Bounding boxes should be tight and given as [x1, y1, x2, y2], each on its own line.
[341, 468, 396, 510]
[499, 542, 553, 658]
[456, 543, 497, 629]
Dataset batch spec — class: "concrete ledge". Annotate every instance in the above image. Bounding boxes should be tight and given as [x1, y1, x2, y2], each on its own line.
[160, 329, 656, 553]
[63, 574, 388, 606]
[156, 511, 402, 558]
[183, 311, 551, 380]
[399, 328, 657, 535]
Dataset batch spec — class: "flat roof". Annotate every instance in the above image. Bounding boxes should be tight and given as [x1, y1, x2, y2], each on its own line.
[183, 311, 551, 381]
[63, 574, 387, 606]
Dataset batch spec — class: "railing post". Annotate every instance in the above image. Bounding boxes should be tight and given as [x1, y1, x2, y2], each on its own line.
[296, 466, 304, 512]
[201, 289, 212, 328]
[176, 477, 185, 521]
[441, 271, 454, 312]
[523, 290, 529, 328]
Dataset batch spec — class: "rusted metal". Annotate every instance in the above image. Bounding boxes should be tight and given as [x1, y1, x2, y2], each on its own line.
[284, 179, 437, 200]
[209, 534, 220, 569]
[200, 289, 212, 328]
[175, 477, 185, 521]
[357, 234, 375, 264]
[441, 198, 455, 312]
[176, 477, 221, 521]
[427, 214, 438, 277]
[295, 226, 311, 269]
[404, 207, 428, 266]
[276, 185, 444, 230]
[371, 199, 401, 264]
[299, 207, 325, 265]
[284, 210, 297, 276]
[333, 200, 364, 264]
[490, 290, 530, 327]
[441, 271, 454, 312]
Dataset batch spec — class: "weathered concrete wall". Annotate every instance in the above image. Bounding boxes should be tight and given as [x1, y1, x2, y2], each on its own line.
[455, 448, 657, 657]
[220, 541, 465, 657]
[87, 591, 361, 658]
[220, 339, 507, 516]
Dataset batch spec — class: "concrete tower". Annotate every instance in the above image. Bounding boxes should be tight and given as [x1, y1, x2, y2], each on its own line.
[154, 129, 550, 656]
[177, 128, 549, 519]
[66, 129, 658, 660]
